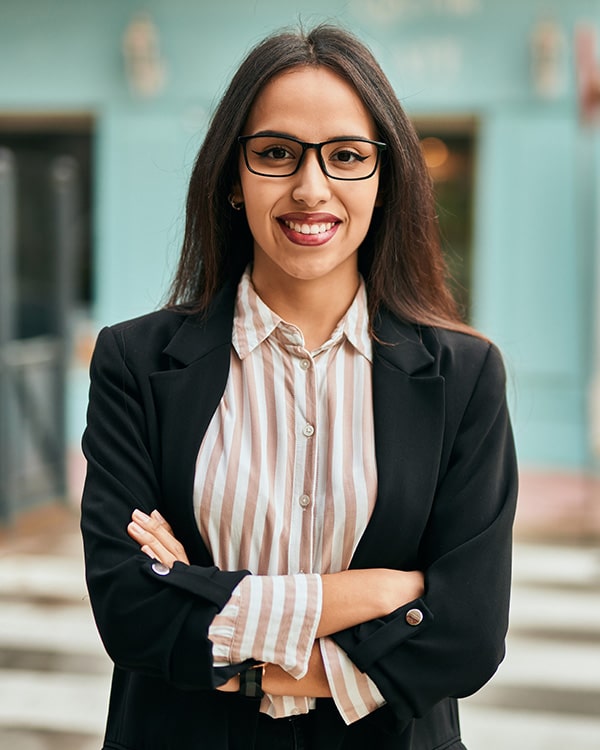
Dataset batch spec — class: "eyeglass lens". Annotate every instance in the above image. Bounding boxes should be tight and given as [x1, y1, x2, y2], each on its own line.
[242, 136, 382, 180]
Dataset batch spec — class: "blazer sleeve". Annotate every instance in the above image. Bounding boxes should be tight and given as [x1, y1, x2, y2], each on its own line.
[332, 341, 518, 725]
[80, 326, 250, 690]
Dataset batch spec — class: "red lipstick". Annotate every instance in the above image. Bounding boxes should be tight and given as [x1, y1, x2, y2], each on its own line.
[277, 213, 341, 246]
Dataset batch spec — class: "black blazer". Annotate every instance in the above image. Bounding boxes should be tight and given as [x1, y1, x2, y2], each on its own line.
[81, 282, 517, 750]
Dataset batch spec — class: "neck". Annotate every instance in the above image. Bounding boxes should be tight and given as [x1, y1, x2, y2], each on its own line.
[251, 268, 360, 351]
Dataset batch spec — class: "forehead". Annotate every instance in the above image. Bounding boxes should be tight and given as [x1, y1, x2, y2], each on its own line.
[243, 66, 377, 140]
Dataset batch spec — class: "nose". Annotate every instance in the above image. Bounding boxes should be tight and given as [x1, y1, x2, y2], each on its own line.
[291, 148, 331, 206]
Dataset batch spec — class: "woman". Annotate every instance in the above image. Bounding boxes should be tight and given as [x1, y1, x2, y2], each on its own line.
[81, 23, 517, 750]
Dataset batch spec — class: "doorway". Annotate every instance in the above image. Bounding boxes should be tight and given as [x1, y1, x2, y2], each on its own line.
[414, 117, 477, 322]
[0, 115, 93, 521]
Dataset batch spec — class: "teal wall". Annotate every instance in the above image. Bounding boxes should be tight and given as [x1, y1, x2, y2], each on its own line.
[1, 0, 599, 470]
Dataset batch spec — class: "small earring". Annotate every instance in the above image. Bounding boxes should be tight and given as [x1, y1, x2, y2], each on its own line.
[228, 194, 244, 211]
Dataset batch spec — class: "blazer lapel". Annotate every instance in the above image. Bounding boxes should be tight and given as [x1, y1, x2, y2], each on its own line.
[149, 284, 236, 566]
[351, 312, 445, 570]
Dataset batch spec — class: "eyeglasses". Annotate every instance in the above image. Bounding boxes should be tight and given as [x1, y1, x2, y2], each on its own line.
[238, 133, 387, 181]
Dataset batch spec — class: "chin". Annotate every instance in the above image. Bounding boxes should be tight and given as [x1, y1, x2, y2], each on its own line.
[283, 262, 341, 282]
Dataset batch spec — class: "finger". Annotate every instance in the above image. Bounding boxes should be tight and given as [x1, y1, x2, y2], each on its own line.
[150, 509, 174, 533]
[132, 508, 155, 527]
[128, 512, 190, 565]
[127, 521, 177, 567]
[131, 509, 175, 543]
[132, 509, 175, 540]
[150, 523, 189, 563]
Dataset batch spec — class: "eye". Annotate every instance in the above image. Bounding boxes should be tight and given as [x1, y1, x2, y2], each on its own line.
[330, 149, 368, 164]
[253, 145, 296, 161]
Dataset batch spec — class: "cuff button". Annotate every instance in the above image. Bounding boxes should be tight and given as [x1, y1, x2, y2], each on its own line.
[406, 608, 424, 626]
[151, 561, 170, 576]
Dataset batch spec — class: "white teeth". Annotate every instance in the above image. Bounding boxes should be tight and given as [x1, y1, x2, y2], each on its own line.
[284, 220, 334, 235]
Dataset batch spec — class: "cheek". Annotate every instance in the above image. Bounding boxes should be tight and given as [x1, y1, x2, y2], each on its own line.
[240, 176, 273, 213]
[349, 188, 379, 226]
[240, 189, 280, 248]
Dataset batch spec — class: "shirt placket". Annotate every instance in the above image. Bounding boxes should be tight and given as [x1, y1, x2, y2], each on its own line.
[289, 340, 318, 575]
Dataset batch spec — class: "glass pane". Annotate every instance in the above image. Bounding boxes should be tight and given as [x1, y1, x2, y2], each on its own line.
[416, 124, 475, 322]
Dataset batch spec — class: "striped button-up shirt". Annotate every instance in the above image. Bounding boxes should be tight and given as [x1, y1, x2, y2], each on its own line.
[196, 268, 385, 723]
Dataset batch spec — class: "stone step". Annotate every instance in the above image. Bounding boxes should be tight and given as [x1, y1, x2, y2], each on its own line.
[0, 669, 110, 736]
[512, 544, 600, 588]
[0, 556, 87, 602]
[0, 601, 106, 657]
[459, 701, 600, 750]
[0, 727, 102, 750]
[496, 636, 600, 692]
[508, 584, 600, 638]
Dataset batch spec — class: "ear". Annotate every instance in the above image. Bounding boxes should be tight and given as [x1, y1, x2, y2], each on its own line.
[230, 181, 244, 204]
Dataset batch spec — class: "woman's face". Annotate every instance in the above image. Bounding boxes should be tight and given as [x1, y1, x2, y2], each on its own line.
[235, 66, 381, 291]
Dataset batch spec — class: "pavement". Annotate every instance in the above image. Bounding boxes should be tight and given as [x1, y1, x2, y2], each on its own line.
[0, 485, 599, 749]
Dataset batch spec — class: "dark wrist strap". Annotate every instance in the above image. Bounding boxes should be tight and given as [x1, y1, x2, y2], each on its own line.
[239, 664, 265, 699]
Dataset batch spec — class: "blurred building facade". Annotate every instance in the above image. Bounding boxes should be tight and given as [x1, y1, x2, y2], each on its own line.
[0, 0, 599, 522]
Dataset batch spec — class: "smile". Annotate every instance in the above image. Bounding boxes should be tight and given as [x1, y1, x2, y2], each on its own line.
[277, 216, 340, 246]
[283, 220, 336, 235]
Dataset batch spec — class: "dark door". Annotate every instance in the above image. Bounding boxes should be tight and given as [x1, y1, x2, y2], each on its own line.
[0, 119, 93, 522]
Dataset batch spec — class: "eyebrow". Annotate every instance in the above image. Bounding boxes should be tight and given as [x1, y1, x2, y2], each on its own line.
[248, 130, 375, 142]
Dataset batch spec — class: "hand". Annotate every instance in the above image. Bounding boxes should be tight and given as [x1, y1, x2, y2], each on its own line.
[216, 675, 240, 692]
[127, 508, 190, 568]
[377, 568, 425, 612]
[318, 567, 425, 637]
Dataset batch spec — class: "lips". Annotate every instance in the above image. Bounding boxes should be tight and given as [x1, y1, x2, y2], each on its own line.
[277, 213, 341, 246]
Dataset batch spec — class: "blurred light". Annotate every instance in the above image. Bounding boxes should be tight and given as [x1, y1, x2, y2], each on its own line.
[122, 13, 166, 98]
[421, 137, 450, 169]
[530, 19, 567, 99]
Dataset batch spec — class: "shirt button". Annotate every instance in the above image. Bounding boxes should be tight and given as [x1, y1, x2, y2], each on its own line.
[302, 424, 315, 437]
[151, 561, 170, 576]
[406, 608, 424, 626]
[299, 494, 311, 508]
[299, 359, 311, 370]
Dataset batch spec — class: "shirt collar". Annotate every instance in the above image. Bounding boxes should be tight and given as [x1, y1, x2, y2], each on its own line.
[232, 266, 372, 363]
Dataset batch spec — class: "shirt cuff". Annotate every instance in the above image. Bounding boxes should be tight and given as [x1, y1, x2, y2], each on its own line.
[319, 637, 386, 724]
[209, 574, 322, 679]
[208, 585, 242, 666]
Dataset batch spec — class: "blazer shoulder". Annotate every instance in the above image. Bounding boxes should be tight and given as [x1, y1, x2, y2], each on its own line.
[92, 309, 193, 374]
[107, 308, 189, 339]
[422, 326, 507, 390]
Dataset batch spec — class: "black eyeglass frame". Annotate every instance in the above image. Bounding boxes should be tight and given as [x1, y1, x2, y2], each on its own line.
[237, 134, 387, 181]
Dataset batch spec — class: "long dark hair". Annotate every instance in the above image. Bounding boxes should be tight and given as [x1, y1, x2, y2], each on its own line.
[168, 23, 471, 334]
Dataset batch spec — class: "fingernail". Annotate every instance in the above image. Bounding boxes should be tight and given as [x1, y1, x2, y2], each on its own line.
[133, 509, 150, 523]
[129, 521, 143, 534]
[151, 509, 165, 523]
